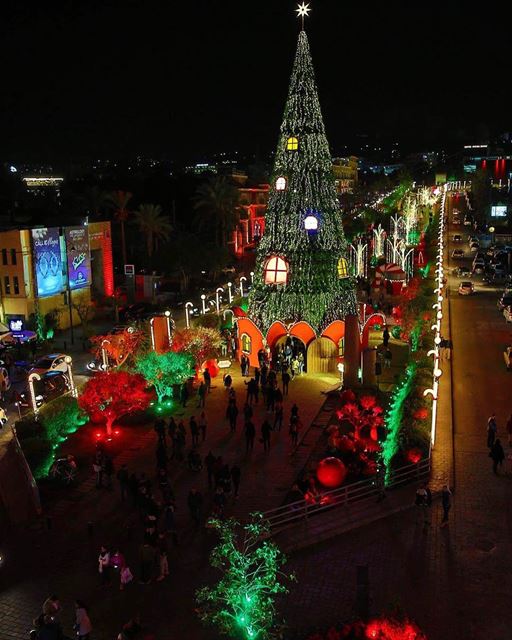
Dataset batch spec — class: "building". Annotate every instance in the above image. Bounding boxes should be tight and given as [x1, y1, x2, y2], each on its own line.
[232, 184, 269, 256]
[332, 156, 358, 193]
[0, 222, 113, 330]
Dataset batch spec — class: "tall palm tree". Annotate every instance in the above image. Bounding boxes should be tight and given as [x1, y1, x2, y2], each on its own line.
[83, 185, 109, 220]
[133, 204, 172, 262]
[107, 190, 133, 266]
[193, 176, 240, 248]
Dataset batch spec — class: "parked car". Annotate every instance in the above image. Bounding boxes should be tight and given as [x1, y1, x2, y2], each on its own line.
[458, 281, 475, 295]
[469, 241, 480, 252]
[29, 354, 69, 376]
[453, 234, 463, 243]
[452, 266, 472, 277]
[452, 217, 461, 225]
[472, 259, 485, 274]
[18, 371, 71, 408]
[463, 216, 472, 226]
[497, 294, 512, 311]
[451, 249, 464, 259]
[504, 306, 512, 323]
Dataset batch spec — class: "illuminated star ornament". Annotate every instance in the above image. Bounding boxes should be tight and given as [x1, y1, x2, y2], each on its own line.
[296, 2, 311, 29]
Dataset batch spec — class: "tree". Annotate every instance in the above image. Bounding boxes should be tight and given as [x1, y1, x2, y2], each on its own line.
[72, 300, 94, 338]
[133, 351, 194, 403]
[172, 327, 223, 370]
[193, 176, 240, 248]
[247, 31, 356, 333]
[196, 514, 294, 640]
[133, 203, 172, 262]
[107, 190, 133, 266]
[78, 371, 152, 435]
[90, 326, 148, 368]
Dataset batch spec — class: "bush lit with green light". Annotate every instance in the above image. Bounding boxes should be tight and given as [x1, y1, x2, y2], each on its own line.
[134, 350, 194, 403]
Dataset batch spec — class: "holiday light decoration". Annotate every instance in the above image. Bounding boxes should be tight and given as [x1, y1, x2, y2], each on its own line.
[171, 327, 223, 370]
[248, 31, 356, 333]
[134, 351, 194, 403]
[196, 514, 294, 640]
[90, 326, 147, 368]
[78, 371, 152, 435]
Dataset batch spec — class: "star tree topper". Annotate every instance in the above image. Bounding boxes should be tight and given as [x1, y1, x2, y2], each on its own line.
[296, 2, 311, 29]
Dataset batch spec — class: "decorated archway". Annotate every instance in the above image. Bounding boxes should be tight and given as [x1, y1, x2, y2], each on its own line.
[307, 336, 338, 374]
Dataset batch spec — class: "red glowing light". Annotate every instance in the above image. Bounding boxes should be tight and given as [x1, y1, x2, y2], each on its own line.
[113, 429, 121, 436]
[95, 432, 102, 439]
[405, 448, 423, 464]
[316, 457, 347, 488]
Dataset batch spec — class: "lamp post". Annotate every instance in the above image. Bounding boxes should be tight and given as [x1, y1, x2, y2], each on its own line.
[101, 339, 111, 370]
[164, 310, 173, 348]
[250, 271, 254, 284]
[185, 302, 193, 329]
[65, 355, 77, 398]
[28, 372, 41, 416]
[216, 287, 223, 315]
[227, 282, 233, 304]
[201, 294, 207, 315]
[239, 276, 247, 298]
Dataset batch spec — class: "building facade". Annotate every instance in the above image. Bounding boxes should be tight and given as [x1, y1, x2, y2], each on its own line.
[332, 156, 358, 193]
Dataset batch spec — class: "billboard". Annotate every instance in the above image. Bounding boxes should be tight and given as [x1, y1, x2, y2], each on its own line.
[491, 205, 507, 218]
[65, 226, 91, 289]
[32, 227, 63, 297]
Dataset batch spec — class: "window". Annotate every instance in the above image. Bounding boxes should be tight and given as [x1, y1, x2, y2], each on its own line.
[253, 221, 261, 239]
[4, 276, 10, 294]
[338, 338, 345, 357]
[11, 249, 16, 265]
[1, 249, 7, 265]
[264, 256, 289, 285]
[13, 276, 19, 295]
[304, 215, 319, 231]
[241, 333, 252, 353]
[286, 136, 299, 151]
[337, 257, 349, 278]
[276, 176, 287, 191]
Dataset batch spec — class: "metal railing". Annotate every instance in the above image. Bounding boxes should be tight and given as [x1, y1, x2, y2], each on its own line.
[261, 456, 431, 533]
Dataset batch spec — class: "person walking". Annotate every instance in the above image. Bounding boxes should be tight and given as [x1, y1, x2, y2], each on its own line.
[188, 488, 203, 525]
[139, 542, 156, 584]
[180, 383, 189, 408]
[289, 418, 299, 447]
[205, 450, 216, 489]
[128, 473, 139, 508]
[246, 378, 258, 405]
[414, 483, 432, 527]
[103, 455, 114, 489]
[230, 464, 241, 498]
[197, 382, 206, 408]
[156, 532, 169, 582]
[487, 413, 497, 448]
[154, 418, 166, 445]
[117, 463, 129, 502]
[74, 600, 92, 640]
[274, 401, 284, 431]
[383, 326, 390, 348]
[93, 450, 104, 489]
[163, 501, 179, 546]
[440, 485, 452, 528]
[506, 413, 512, 447]
[490, 438, 505, 474]
[384, 348, 392, 368]
[245, 420, 256, 453]
[261, 419, 272, 452]
[213, 486, 226, 518]
[226, 401, 239, 433]
[203, 367, 211, 393]
[282, 370, 290, 396]
[98, 546, 111, 586]
[190, 416, 200, 447]
[243, 402, 253, 423]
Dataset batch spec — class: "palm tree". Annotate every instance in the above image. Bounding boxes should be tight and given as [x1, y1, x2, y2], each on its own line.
[107, 190, 133, 266]
[133, 204, 172, 262]
[83, 185, 109, 220]
[193, 176, 240, 248]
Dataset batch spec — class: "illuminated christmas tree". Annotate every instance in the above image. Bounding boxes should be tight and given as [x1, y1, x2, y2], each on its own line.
[248, 26, 356, 333]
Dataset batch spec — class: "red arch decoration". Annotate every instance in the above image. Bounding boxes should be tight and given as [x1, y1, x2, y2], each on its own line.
[321, 320, 345, 345]
[289, 321, 317, 347]
[266, 321, 288, 349]
[236, 318, 265, 368]
[361, 313, 386, 349]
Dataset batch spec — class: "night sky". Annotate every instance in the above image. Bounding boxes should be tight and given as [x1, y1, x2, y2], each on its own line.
[2, 0, 511, 163]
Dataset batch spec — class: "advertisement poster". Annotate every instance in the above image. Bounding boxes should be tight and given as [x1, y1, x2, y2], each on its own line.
[65, 226, 91, 289]
[31, 227, 63, 297]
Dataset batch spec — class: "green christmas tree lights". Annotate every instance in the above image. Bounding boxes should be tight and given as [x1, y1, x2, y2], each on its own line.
[248, 31, 356, 333]
[196, 514, 294, 640]
[133, 350, 194, 404]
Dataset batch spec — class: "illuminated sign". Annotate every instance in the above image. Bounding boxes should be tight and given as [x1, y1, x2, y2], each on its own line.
[65, 227, 91, 289]
[9, 319, 24, 333]
[32, 227, 63, 297]
[491, 205, 507, 218]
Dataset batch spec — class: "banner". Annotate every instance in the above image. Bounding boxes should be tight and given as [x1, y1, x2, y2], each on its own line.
[65, 226, 91, 289]
[31, 227, 63, 297]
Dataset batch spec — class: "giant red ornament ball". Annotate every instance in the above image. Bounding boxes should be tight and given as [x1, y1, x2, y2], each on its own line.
[316, 457, 347, 488]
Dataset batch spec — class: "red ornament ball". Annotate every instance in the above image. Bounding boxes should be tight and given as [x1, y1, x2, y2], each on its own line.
[316, 457, 347, 488]
[201, 359, 220, 378]
[405, 448, 423, 464]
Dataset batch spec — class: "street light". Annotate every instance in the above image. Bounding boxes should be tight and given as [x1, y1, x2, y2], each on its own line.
[185, 302, 193, 329]
[215, 287, 223, 315]
[250, 271, 254, 284]
[239, 276, 247, 298]
[28, 372, 41, 415]
[201, 294, 207, 315]
[65, 355, 77, 398]
[227, 282, 233, 303]
[101, 338, 111, 370]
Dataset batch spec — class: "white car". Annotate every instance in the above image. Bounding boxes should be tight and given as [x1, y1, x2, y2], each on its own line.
[29, 353, 69, 376]
[453, 234, 463, 243]
[452, 218, 461, 225]
[504, 306, 512, 323]
[452, 249, 464, 259]
[458, 281, 475, 295]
